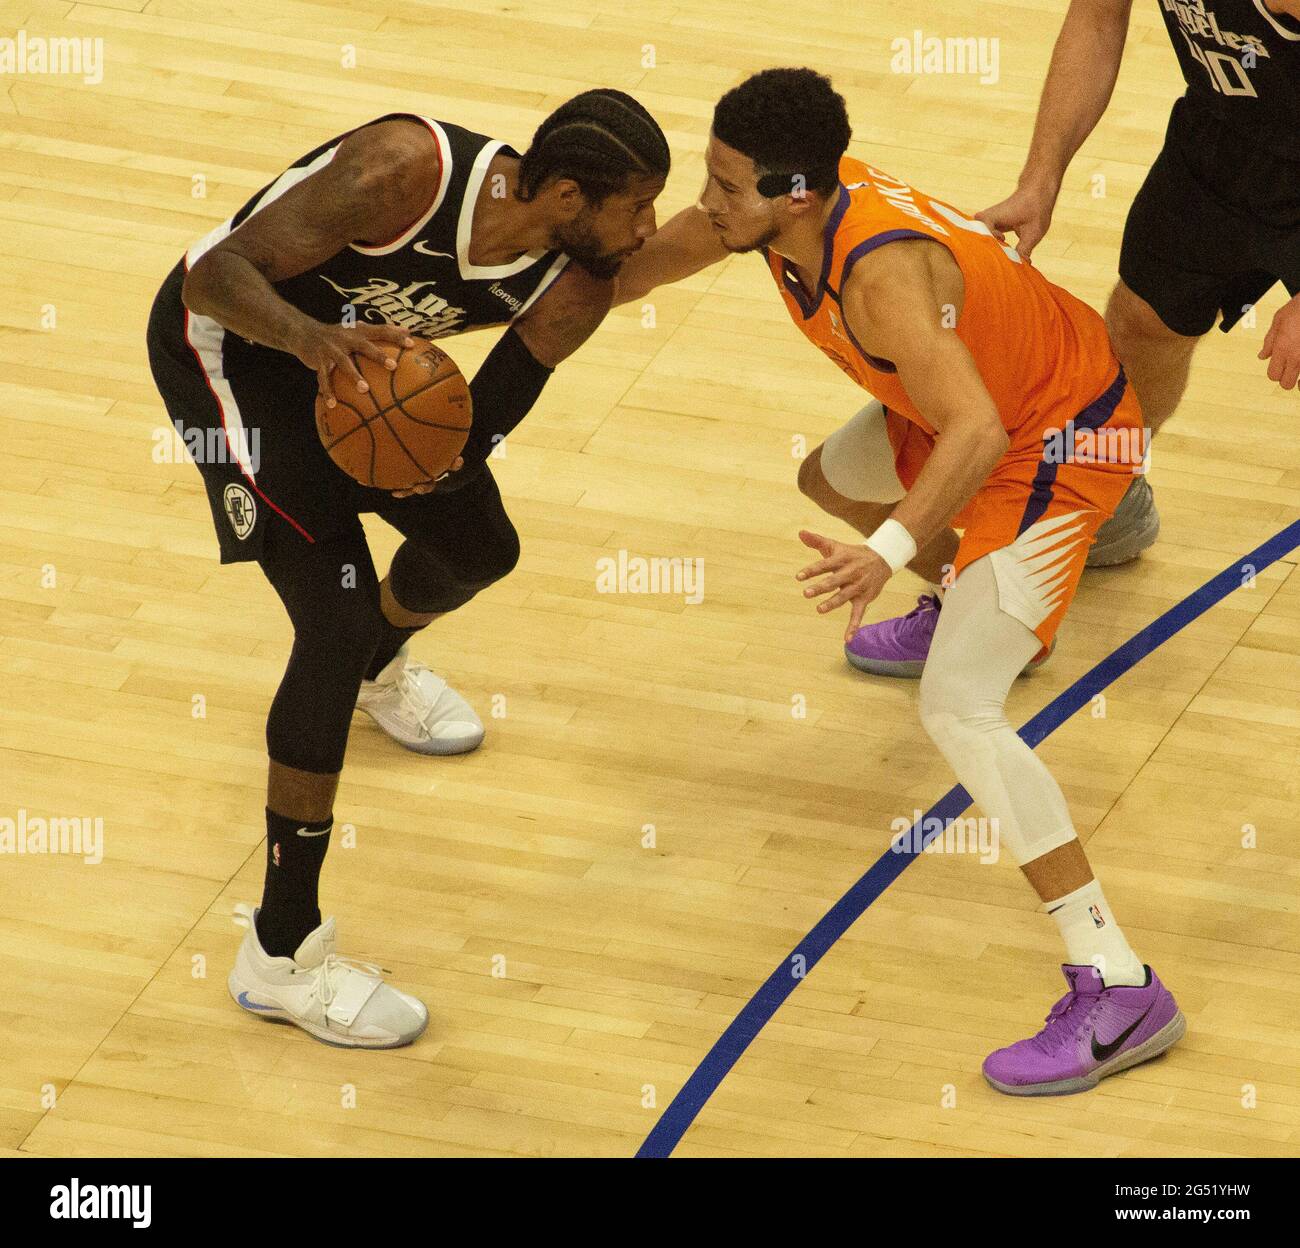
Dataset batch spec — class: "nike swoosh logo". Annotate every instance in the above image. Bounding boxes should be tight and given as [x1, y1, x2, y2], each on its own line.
[413, 240, 454, 258]
[295, 826, 330, 837]
[1090, 1004, 1154, 1062]
[236, 991, 280, 1013]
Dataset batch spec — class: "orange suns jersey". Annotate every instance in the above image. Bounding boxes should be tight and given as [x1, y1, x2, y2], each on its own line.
[765, 156, 1125, 440]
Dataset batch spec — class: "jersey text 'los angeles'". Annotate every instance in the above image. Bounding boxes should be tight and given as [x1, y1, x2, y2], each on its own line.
[182, 114, 569, 380]
[1158, 0, 1300, 156]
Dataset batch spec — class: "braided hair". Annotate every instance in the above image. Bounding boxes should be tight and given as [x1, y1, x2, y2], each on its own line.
[517, 89, 670, 205]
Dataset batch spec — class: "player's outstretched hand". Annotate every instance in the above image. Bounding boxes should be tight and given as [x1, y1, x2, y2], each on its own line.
[291, 321, 417, 409]
[389, 456, 466, 499]
[1260, 296, 1300, 392]
[974, 180, 1058, 262]
[796, 529, 893, 641]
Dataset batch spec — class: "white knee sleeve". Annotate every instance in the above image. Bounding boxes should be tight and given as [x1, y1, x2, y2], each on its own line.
[918, 699, 1079, 866]
[918, 559, 1078, 867]
[818, 400, 907, 504]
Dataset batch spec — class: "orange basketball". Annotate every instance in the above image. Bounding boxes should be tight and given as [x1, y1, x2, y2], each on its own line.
[315, 338, 472, 491]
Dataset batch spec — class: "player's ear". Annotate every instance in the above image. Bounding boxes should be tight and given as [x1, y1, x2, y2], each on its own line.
[783, 186, 822, 219]
[545, 177, 586, 220]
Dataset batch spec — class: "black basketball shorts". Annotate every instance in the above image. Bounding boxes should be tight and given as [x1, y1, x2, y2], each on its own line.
[1119, 95, 1300, 338]
[145, 258, 493, 565]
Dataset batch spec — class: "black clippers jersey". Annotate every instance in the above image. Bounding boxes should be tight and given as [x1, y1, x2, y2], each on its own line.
[1157, 0, 1300, 155]
[183, 114, 570, 372]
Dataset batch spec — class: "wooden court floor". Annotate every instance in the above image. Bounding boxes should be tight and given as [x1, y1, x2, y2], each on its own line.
[2, 0, 1298, 1156]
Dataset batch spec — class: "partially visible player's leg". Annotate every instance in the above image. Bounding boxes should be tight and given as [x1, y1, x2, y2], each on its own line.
[800, 403, 951, 677]
[919, 558, 1145, 983]
[1085, 275, 1203, 568]
[149, 269, 429, 1045]
[798, 430, 957, 587]
[375, 463, 522, 629]
[379, 576, 440, 634]
[1091, 102, 1281, 567]
[802, 402, 1048, 678]
[919, 506, 1182, 1093]
[354, 464, 521, 753]
[356, 573, 474, 755]
[255, 519, 385, 956]
[1104, 279, 1201, 435]
[228, 517, 428, 1048]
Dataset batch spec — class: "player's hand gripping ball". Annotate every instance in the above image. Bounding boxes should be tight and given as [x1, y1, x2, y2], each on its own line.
[315, 337, 472, 492]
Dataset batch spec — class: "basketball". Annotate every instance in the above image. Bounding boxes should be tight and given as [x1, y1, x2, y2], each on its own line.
[315, 338, 472, 490]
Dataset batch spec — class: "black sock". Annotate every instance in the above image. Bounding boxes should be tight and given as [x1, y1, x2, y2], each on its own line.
[364, 620, 420, 681]
[256, 808, 332, 958]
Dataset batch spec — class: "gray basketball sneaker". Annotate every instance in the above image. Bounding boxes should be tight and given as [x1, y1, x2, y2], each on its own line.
[1086, 476, 1160, 567]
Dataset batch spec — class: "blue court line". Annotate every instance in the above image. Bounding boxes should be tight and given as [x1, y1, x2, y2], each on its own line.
[636, 517, 1300, 1158]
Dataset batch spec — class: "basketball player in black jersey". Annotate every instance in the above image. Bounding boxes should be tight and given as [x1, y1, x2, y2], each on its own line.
[146, 91, 669, 1047]
[979, 0, 1300, 564]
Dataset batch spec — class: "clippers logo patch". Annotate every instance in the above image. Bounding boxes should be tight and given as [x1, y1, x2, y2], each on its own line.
[223, 482, 257, 540]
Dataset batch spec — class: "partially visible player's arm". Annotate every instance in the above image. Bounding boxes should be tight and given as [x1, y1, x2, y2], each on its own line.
[845, 240, 1008, 553]
[181, 119, 437, 397]
[512, 262, 612, 367]
[1261, 292, 1300, 391]
[612, 205, 729, 306]
[796, 240, 1008, 637]
[458, 263, 613, 466]
[976, 0, 1133, 258]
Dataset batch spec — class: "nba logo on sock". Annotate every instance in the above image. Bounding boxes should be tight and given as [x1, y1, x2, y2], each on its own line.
[272, 842, 281, 867]
[1089, 904, 1106, 928]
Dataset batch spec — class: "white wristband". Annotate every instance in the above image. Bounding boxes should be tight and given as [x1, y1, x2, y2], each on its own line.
[863, 518, 917, 574]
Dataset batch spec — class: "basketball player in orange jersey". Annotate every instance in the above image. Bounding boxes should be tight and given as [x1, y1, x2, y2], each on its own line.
[615, 69, 1184, 1094]
[148, 92, 669, 1048]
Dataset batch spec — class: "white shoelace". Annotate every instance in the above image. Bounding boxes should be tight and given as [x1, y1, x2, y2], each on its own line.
[314, 953, 384, 1008]
[233, 903, 384, 1005]
[395, 662, 447, 735]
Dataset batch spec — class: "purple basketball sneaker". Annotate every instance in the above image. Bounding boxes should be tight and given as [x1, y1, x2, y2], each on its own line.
[844, 593, 1054, 678]
[983, 964, 1185, 1096]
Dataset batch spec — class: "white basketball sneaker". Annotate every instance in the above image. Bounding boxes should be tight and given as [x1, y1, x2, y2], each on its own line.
[356, 644, 484, 755]
[228, 905, 429, 1049]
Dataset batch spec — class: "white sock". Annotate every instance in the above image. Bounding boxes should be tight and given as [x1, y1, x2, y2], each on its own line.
[1047, 878, 1146, 987]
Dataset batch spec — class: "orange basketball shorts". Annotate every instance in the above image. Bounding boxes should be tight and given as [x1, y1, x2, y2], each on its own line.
[887, 367, 1146, 654]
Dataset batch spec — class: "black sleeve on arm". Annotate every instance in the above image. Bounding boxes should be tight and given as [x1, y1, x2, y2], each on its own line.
[458, 326, 554, 470]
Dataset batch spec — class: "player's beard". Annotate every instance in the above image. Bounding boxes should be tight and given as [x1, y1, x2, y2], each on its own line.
[717, 219, 781, 254]
[553, 215, 628, 280]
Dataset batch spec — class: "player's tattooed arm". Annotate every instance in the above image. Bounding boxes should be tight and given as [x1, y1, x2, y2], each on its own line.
[844, 239, 1009, 555]
[612, 205, 730, 306]
[512, 263, 614, 367]
[181, 119, 436, 394]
